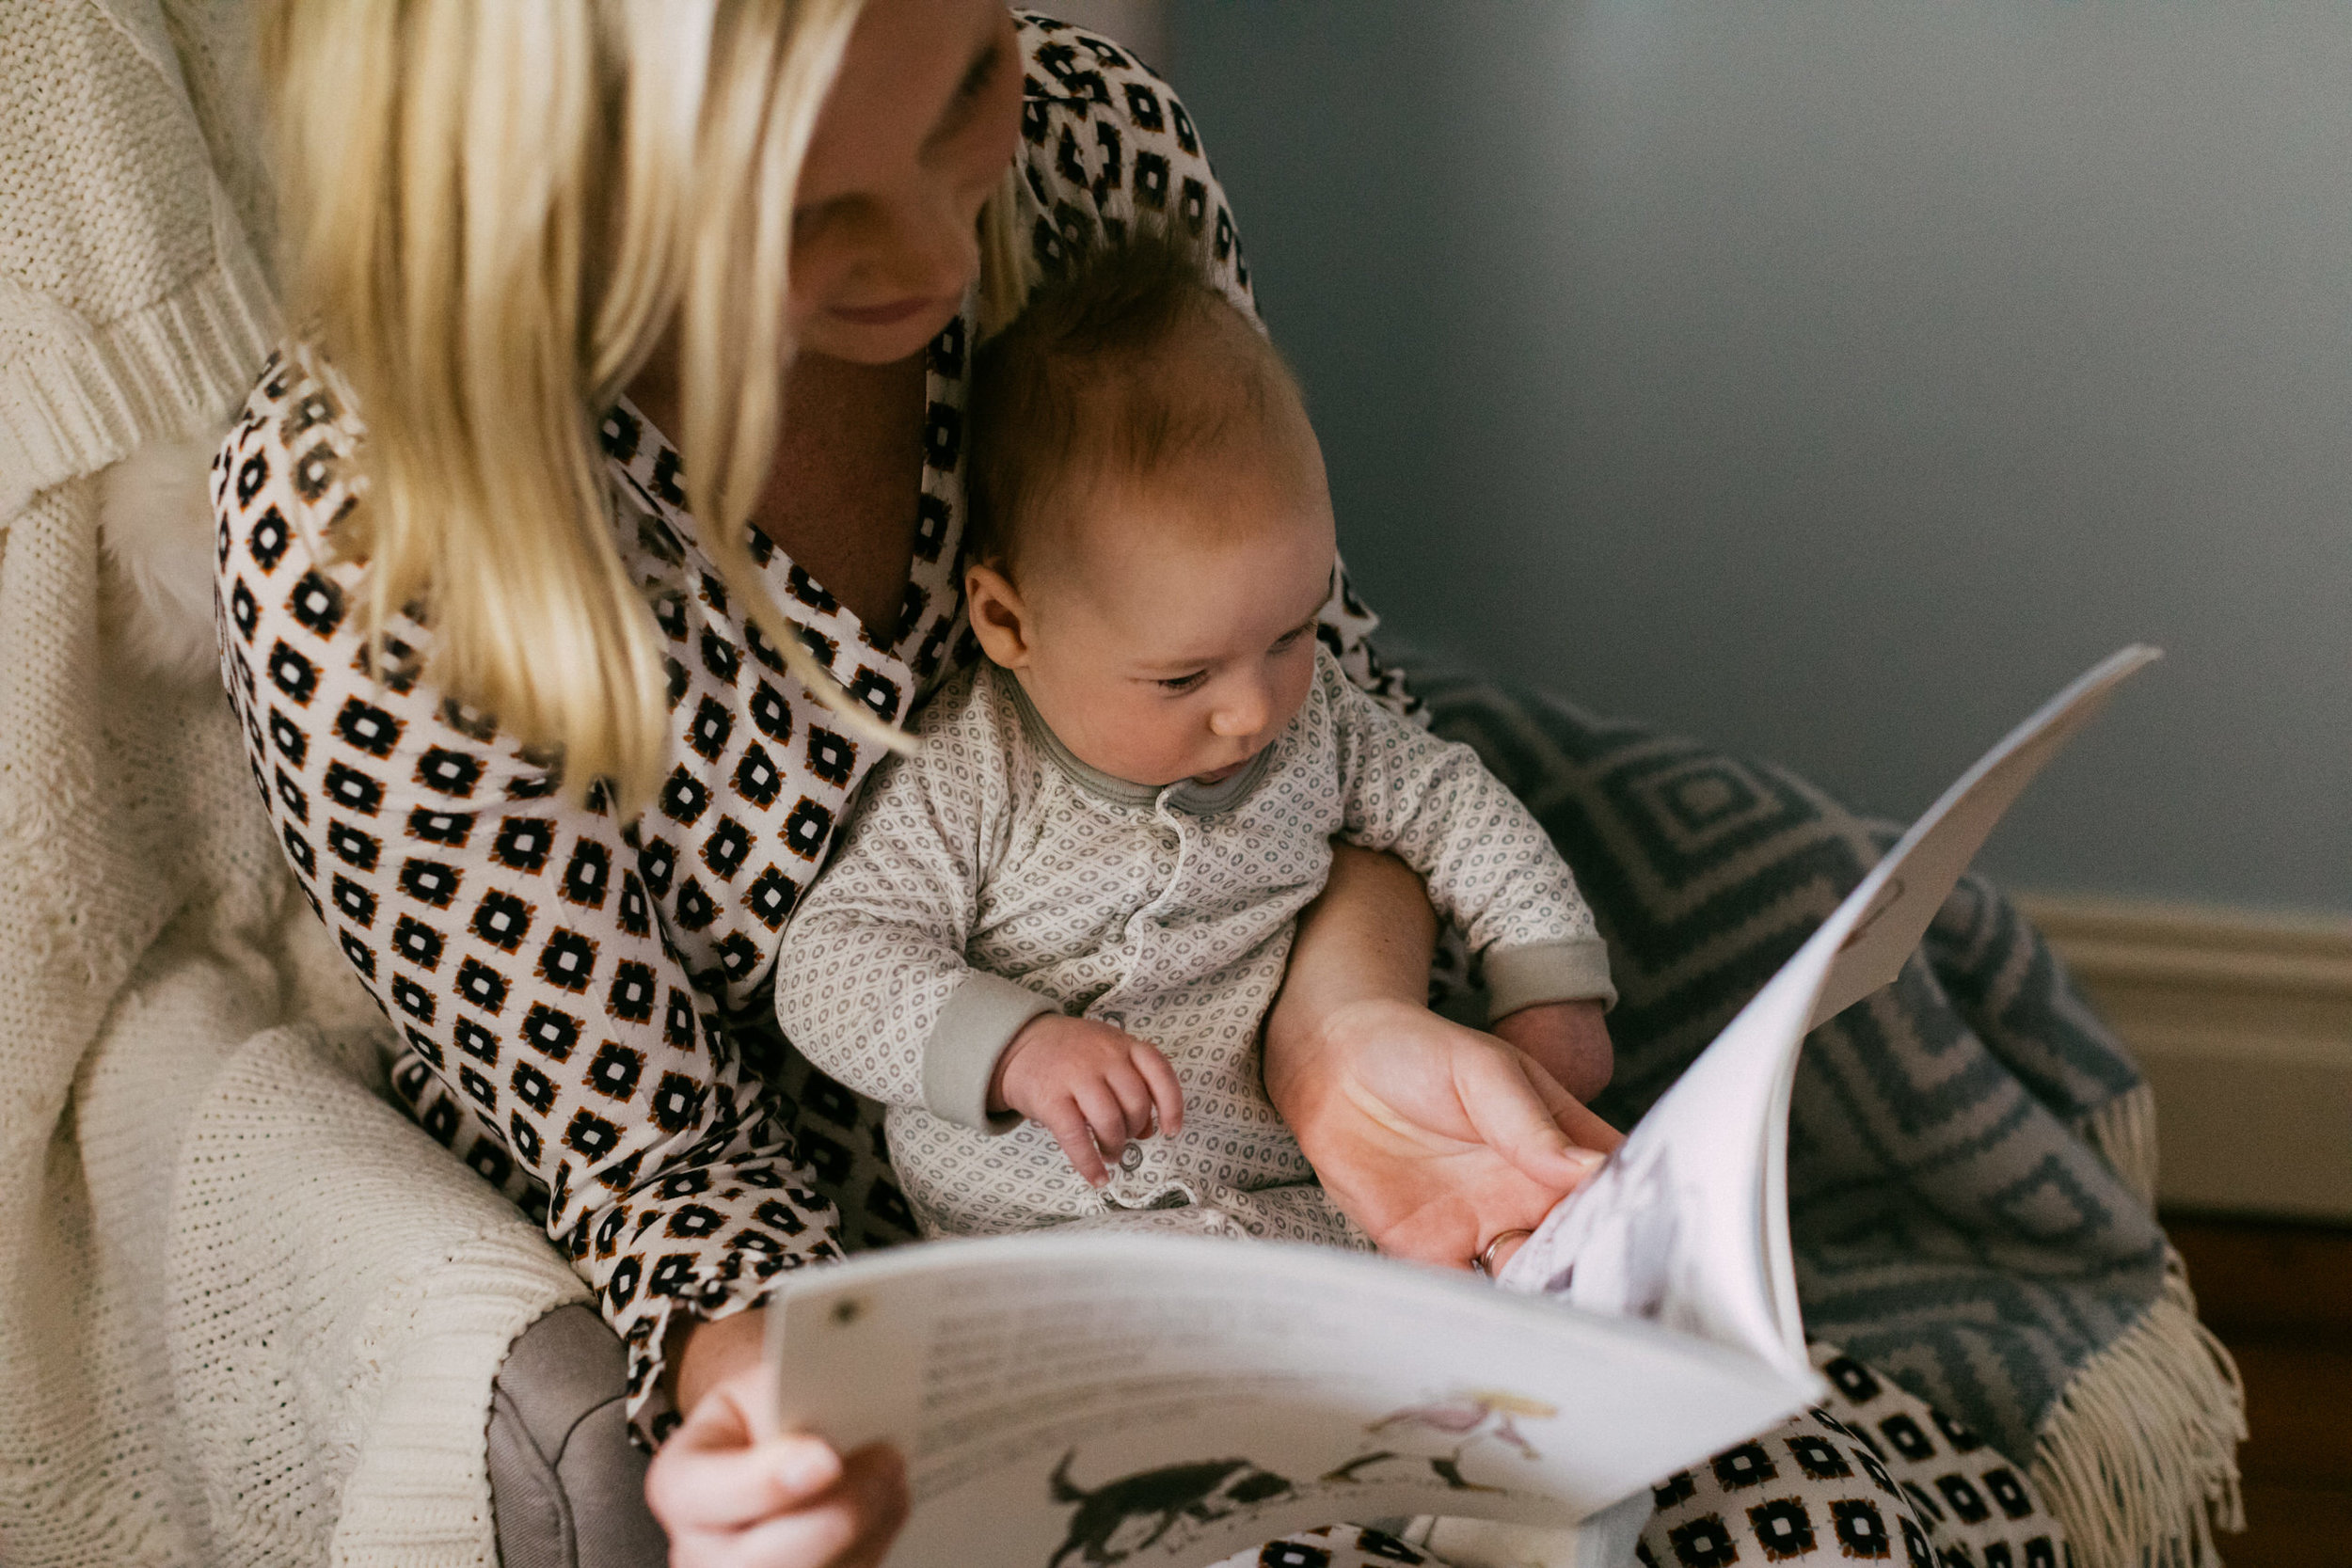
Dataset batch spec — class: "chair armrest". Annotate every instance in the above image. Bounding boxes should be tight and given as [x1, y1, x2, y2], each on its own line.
[489, 1305, 670, 1568]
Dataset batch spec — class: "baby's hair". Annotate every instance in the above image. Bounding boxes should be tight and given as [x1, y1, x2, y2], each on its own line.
[967, 226, 1309, 573]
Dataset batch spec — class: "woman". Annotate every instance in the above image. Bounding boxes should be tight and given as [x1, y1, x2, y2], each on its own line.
[225, 5, 2059, 1565]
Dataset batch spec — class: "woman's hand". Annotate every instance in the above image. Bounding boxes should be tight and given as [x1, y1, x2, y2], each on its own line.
[646, 1309, 910, 1567]
[1264, 846, 1622, 1271]
[1268, 996, 1621, 1269]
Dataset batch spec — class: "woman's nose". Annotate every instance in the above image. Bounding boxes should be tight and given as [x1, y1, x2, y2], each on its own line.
[880, 182, 980, 299]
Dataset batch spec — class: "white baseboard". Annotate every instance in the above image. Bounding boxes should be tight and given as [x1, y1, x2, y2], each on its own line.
[2017, 893, 2352, 1222]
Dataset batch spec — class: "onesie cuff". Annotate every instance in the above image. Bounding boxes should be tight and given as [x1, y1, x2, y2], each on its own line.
[1483, 938, 1618, 1021]
[922, 973, 1060, 1132]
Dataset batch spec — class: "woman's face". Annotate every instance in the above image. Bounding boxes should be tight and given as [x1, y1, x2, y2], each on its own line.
[788, 0, 1023, 365]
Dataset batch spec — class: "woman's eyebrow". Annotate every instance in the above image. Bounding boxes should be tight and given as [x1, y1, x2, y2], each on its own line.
[926, 37, 1005, 147]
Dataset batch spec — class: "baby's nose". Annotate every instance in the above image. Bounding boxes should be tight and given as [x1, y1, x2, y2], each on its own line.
[1208, 684, 1270, 737]
[1208, 704, 1262, 738]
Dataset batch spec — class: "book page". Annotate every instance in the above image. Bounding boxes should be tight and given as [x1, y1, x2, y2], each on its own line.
[1499, 646, 2159, 1378]
[772, 1232, 1819, 1568]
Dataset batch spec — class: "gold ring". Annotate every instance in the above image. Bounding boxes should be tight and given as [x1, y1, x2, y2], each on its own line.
[1472, 1227, 1534, 1278]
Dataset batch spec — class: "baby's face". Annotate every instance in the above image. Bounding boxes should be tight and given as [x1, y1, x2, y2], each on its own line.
[975, 447, 1339, 788]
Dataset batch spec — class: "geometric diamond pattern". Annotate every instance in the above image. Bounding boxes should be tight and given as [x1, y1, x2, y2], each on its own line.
[1411, 656, 2165, 1465]
[208, 12, 1425, 1452]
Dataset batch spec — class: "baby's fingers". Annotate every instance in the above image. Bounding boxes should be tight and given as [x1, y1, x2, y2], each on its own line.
[1102, 1058, 1161, 1141]
[1073, 1080, 1136, 1164]
[1129, 1042, 1184, 1137]
[1038, 1101, 1110, 1186]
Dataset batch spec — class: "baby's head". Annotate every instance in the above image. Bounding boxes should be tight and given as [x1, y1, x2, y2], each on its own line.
[966, 232, 1336, 788]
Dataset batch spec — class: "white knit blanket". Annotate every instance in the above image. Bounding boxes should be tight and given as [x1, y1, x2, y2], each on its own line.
[0, 4, 584, 1563]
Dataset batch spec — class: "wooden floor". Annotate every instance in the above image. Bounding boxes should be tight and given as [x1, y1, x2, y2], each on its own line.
[2167, 1215, 2352, 1568]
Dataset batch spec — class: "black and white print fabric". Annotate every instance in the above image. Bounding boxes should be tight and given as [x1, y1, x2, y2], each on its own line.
[211, 12, 1403, 1444]
[1634, 1349, 2063, 1568]
[1192, 1345, 2060, 1568]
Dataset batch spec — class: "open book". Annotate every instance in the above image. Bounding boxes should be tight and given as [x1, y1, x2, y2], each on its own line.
[769, 647, 2159, 1568]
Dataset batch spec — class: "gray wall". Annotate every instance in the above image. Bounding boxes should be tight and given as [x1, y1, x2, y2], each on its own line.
[1166, 0, 2352, 914]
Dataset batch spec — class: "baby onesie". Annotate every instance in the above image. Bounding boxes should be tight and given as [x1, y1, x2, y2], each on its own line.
[774, 646, 1613, 1246]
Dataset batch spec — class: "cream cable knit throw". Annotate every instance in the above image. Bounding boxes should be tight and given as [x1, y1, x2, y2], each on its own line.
[0, 4, 586, 1564]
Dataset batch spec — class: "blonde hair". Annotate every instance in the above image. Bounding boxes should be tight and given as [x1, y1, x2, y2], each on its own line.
[260, 1, 1028, 811]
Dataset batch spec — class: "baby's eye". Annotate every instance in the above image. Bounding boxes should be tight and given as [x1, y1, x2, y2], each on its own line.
[1273, 625, 1311, 650]
[1156, 672, 1208, 693]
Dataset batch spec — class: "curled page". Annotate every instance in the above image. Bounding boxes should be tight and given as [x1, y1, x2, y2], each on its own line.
[1498, 646, 2160, 1379]
[771, 1232, 1819, 1567]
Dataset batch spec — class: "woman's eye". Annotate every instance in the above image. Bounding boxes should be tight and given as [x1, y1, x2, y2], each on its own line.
[1157, 672, 1208, 693]
[956, 43, 1003, 104]
[935, 41, 1004, 135]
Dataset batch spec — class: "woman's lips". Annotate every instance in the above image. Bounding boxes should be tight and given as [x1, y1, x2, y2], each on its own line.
[829, 295, 945, 327]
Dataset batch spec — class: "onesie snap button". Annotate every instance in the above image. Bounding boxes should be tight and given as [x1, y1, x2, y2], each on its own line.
[1119, 1143, 1145, 1172]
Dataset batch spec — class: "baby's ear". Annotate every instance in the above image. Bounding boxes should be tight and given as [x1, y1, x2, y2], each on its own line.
[963, 562, 1033, 670]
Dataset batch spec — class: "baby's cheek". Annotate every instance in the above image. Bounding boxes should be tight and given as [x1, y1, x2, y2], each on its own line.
[1077, 689, 1201, 782]
[1268, 648, 1319, 731]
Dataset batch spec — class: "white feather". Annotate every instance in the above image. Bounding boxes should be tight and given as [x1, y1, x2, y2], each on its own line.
[98, 431, 230, 688]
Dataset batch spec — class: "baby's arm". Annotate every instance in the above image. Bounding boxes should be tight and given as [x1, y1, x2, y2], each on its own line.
[774, 693, 1053, 1127]
[1325, 659, 1616, 1099]
[775, 686, 1184, 1175]
[1488, 1000, 1613, 1102]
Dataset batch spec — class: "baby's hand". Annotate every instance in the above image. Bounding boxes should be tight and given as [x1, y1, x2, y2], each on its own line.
[989, 1015, 1186, 1186]
[1490, 999, 1613, 1105]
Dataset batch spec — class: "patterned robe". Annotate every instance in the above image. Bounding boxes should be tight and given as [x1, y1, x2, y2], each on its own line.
[211, 11, 1409, 1439]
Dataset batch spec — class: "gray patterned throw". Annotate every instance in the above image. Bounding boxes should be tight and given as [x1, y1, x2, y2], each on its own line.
[1405, 657, 2242, 1568]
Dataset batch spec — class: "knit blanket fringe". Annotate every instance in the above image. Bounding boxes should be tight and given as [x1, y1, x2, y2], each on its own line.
[2039, 1085, 2246, 1566]
[2029, 1242, 2247, 1568]
[2075, 1081, 2162, 1214]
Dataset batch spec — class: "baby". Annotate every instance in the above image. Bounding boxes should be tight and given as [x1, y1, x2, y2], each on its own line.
[775, 233, 1613, 1247]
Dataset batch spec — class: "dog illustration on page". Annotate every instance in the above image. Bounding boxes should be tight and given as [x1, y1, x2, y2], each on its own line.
[1046, 1451, 1294, 1567]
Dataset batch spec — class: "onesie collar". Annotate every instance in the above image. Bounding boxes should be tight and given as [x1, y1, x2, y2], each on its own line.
[1002, 671, 1277, 816]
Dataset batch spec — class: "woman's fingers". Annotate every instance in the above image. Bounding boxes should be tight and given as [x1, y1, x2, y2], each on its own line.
[1503, 1046, 1625, 1159]
[1038, 1100, 1110, 1185]
[834, 1444, 914, 1568]
[644, 1320, 908, 1568]
[1454, 1040, 1609, 1194]
[1130, 1042, 1185, 1136]
[1549, 1089, 1624, 1161]
[648, 1406, 844, 1533]
[713, 1444, 909, 1568]
[1484, 1229, 1532, 1274]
